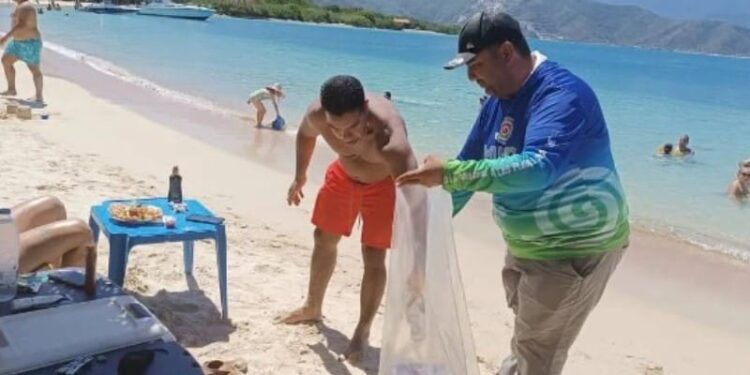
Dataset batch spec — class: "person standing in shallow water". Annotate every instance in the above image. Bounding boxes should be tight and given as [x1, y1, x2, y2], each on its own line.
[728, 159, 750, 203]
[276, 75, 417, 362]
[0, 0, 44, 103]
[247, 83, 284, 128]
[676, 134, 693, 155]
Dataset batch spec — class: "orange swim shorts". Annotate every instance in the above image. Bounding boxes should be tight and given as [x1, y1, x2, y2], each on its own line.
[312, 160, 395, 249]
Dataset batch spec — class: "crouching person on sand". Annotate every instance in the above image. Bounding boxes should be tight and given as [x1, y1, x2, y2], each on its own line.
[276, 75, 417, 362]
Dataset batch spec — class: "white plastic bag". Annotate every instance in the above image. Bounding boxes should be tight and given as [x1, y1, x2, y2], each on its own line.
[379, 186, 479, 375]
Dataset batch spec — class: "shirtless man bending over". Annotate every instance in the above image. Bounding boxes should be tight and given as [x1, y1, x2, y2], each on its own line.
[277, 75, 417, 361]
[0, 0, 43, 103]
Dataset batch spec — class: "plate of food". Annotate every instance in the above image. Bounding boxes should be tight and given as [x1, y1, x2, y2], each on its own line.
[109, 202, 164, 225]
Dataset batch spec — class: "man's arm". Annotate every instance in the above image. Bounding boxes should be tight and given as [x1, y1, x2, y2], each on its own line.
[1, 6, 32, 43]
[295, 108, 320, 183]
[449, 99, 493, 215]
[271, 96, 280, 117]
[287, 107, 320, 206]
[378, 111, 417, 178]
[442, 88, 588, 194]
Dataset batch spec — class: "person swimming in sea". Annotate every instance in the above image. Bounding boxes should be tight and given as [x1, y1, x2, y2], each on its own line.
[657, 134, 694, 157]
[728, 159, 750, 203]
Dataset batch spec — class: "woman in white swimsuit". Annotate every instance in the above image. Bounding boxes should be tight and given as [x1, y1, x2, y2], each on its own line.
[247, 83, 284, 128]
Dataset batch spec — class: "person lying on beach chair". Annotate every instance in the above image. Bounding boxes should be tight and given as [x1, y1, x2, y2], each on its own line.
[11, 196, 93, 273]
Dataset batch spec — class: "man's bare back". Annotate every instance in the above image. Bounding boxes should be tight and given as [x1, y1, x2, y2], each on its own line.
[305, 93, 408, 183]
[11, 1, 41, 41]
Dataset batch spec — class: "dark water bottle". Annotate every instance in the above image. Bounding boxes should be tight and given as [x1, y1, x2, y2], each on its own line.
[168, 166, 183, 203]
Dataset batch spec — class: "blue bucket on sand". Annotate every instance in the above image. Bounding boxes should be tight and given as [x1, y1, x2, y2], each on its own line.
[271, 116, 286, 131]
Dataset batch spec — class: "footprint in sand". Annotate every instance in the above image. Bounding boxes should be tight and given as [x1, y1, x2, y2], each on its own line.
[253, 263, 282, 273]
[641, 363, 665, 375]
[572, 350, 592, 360]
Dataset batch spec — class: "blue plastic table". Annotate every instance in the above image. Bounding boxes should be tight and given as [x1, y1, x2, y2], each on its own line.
[88, 198, 228, 319]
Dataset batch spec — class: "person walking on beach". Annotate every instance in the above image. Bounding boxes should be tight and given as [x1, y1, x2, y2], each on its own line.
[277, 75, 417, 361]
[246, 83, 284, 128]
[728, 159, 750, 202]
[397, 11, 630, 375]
[0, 0, 44, 103]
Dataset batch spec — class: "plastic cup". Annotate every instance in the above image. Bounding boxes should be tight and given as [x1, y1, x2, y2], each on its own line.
[164, 216, 176, 229]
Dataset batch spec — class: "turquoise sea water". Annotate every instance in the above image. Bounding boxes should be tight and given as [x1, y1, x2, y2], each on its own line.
[5, 8, 750, 258]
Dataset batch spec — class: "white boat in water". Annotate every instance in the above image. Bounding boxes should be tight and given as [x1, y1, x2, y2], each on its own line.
[80, 1, 139, 14]
[137, 0, 214, 20]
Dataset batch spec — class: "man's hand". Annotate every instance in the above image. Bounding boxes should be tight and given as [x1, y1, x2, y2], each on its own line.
[287, 177, 306, 206]
[396, 155, 445, 187]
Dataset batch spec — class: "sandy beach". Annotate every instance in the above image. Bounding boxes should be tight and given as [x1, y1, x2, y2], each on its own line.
[1, 50, 749, 375]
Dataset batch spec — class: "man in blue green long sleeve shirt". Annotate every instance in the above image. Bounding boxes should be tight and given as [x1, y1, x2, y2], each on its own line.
[398, 11, 630, 375]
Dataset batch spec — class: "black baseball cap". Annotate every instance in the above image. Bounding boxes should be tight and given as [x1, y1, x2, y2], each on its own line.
[444, 11, 525, 70]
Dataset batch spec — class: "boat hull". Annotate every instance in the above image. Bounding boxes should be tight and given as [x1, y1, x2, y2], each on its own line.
[81, 5, 139, 14]
[137, 7, 214, 20]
